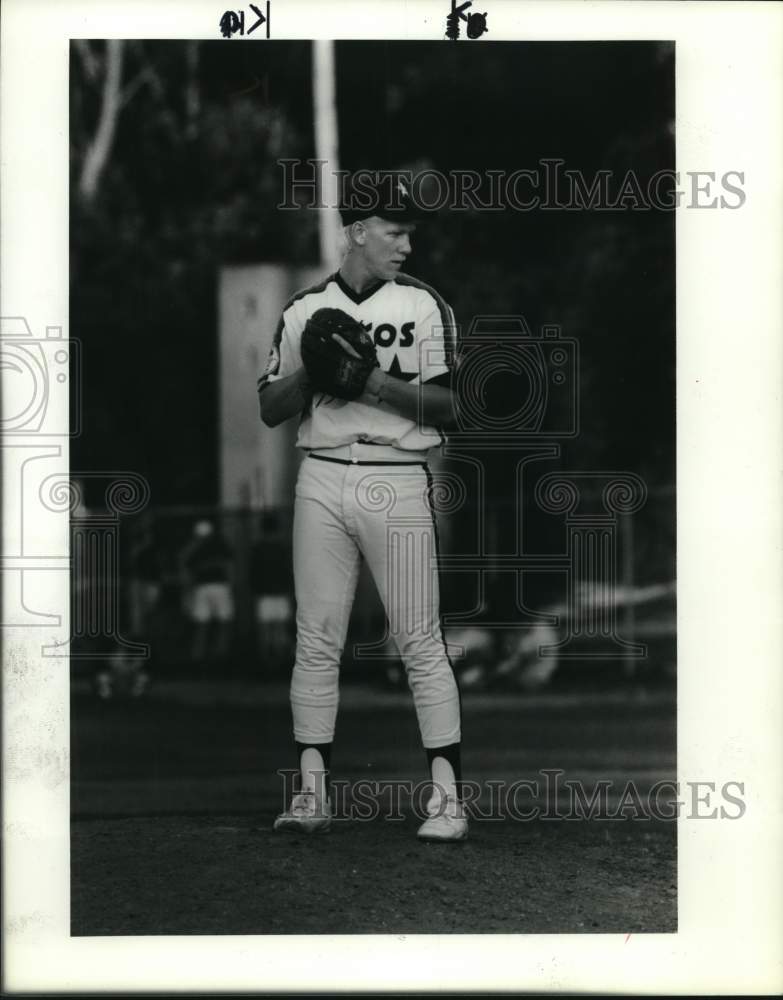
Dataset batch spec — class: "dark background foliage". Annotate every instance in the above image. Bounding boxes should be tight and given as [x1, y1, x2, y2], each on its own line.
[70, 40, 674, 504]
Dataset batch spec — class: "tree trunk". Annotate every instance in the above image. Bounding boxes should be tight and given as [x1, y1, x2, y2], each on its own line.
[78, 40, 124, 205]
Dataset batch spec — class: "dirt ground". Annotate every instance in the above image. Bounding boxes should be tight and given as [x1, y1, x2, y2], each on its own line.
[70, 680, 676, 936]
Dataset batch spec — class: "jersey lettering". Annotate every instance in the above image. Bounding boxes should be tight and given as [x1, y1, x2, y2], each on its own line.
[374, 323, 397, 348]
[371, 321, 416, 349]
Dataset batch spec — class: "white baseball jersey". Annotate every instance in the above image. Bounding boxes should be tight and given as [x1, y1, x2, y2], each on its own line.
[258, 271, 458, 452]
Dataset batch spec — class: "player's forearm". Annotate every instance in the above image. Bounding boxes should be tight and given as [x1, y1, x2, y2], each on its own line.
[259, 368, 312, 427]
[364, 370, 458, 428]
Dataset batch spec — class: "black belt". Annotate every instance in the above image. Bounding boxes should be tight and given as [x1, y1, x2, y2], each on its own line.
[308, 455, 427, 467]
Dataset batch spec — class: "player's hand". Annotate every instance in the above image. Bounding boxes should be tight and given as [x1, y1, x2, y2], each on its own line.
[362, 367, 387, 399]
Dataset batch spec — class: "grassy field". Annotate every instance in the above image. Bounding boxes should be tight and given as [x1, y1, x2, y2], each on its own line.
[71, 679, 676, 936]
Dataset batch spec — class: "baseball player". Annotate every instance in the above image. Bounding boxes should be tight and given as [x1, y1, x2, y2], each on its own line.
[257, 175, 467, 841]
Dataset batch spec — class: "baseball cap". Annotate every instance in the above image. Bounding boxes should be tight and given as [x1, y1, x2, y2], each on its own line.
[339, 171, 421, 226]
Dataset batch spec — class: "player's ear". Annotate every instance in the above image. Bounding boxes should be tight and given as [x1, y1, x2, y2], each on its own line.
[352, 221, 367, 247]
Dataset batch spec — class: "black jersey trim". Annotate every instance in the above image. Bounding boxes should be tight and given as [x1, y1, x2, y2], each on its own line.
[334, 270, 387, 304]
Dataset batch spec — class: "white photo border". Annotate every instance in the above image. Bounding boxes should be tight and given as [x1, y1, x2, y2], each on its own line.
[2, 0, 782, 993]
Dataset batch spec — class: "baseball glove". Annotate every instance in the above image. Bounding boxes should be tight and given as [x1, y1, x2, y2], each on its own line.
[300, 308, 378, 400]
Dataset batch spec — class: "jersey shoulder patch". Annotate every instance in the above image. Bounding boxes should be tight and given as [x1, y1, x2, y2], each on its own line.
[262, 344, 280, 379]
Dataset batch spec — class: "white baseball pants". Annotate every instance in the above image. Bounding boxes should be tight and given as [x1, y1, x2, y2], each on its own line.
[290, 449, 461, 749]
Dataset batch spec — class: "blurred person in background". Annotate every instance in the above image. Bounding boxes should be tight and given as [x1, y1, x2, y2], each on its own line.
[180, 519, 236, 666]
[127, 517, 163, 645]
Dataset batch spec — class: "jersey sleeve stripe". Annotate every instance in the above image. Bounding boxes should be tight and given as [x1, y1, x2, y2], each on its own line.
[395, 273, 458, 371]
[283, 272, 336, 310]
[257, 273, 337, 391]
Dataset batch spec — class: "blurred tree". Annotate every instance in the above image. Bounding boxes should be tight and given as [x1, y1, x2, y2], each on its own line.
[71, 41, 316, 504]
[75, 40, 124, 204]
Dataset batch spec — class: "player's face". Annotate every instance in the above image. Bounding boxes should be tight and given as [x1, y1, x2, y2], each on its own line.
[360, 218, 415, 281]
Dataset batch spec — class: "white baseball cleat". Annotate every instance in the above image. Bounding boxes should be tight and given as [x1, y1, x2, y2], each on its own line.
[417, 794, 468, 842]
[273, 791, 332, 834]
